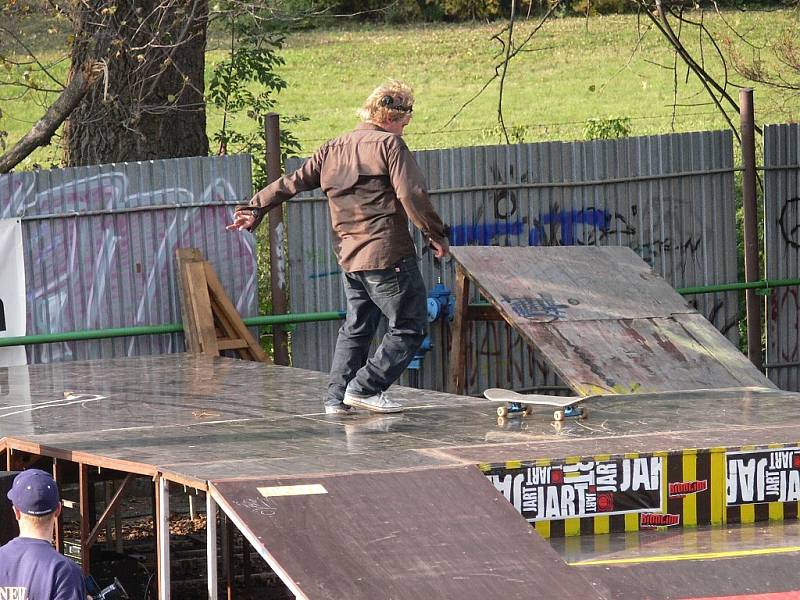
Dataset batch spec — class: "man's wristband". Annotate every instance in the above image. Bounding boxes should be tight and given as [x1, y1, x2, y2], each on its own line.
[236, 205, 265, 218]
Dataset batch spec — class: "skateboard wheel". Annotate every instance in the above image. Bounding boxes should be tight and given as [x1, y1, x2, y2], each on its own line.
[497, 416, 507, 426]
[554, 410, 564, 422]
[522, 406, 531, 416]
[497, 406, 508, 417]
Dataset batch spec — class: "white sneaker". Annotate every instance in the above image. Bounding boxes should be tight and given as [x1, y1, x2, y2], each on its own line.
[324, 403, 353, 415]
[343, 390, 403, 414]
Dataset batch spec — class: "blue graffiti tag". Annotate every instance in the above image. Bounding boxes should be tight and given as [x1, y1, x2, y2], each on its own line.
[448, 209, 611, 247]
[448, 220, 527, 246]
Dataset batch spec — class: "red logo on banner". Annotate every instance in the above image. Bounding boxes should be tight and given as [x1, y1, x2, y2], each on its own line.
[597, 492, 614, 512]
[668, 480, 708, 498]
[550, 469, 564, 484]
[640, 513, 680, 528]
[793, 453, 800, 469]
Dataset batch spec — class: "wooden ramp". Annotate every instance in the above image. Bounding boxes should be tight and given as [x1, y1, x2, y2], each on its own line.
[210, 466, 606, 600]
[448, 246, 773, 397]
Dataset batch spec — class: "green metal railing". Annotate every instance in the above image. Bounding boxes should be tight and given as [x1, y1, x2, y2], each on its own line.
[3, 277, 800, 349]
[676, 278, 800, 296]
[0, 311, 345, 348]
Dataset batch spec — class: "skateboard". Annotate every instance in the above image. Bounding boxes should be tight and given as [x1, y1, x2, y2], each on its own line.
[483, 388, 589, 421]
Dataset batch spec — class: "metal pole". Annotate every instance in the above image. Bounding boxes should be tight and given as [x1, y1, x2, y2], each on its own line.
[740, 88, 763, 371]
[157, 476, 171, 600]
[206, 492, 218, 600]
[265, 113, 290, 366]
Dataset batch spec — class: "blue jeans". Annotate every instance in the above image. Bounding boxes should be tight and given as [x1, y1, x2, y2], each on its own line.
[325, 256, 427, 406]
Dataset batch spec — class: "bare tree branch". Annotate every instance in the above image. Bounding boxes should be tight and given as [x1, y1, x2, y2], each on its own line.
[497, 0, 517, 144]
[440, 0, 565, 132]
[0, 61, 103, 173]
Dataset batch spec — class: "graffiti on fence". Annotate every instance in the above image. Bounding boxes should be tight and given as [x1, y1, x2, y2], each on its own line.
[778, 197, 800, 249]
[769, 287, 800, 363]
[5, 169, 255, 361]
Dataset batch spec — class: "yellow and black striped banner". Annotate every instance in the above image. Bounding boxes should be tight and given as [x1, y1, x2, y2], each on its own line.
[480, 442, 800, 538]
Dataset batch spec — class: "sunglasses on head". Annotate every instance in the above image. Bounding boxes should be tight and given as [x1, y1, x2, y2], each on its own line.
[380, 95, 413, 113]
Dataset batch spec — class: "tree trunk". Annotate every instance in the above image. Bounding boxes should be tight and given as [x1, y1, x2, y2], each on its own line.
[63, 0, 209, 166]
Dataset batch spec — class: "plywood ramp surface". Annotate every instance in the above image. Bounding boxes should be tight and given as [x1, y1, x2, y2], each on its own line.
[450, 246, 773, 396]
[210, 465, 607, 600]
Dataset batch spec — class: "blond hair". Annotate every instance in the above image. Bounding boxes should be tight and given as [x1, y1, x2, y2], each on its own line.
[357, 80, 415, 124]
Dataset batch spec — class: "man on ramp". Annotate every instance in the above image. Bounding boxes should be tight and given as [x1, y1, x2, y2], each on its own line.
[228, 80, 449, 414]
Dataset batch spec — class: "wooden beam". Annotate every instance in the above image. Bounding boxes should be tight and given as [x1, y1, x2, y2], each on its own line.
[176, 247, 268, 362]
[466, 304, 501, 321]
[176, 248, 204, 353]
[207, 493, 218, 600]
[203, 262, 268, 362]
[186, 260, 220, 356]
[86, 473, 134, 548]
[156, 476, 171, 600]
[52, 459, 64, 553]
[448, 265, 471, 395]
[79, 463, 91, 576]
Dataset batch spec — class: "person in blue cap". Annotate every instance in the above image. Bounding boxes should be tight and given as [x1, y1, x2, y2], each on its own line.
[0, 469, 87, 600]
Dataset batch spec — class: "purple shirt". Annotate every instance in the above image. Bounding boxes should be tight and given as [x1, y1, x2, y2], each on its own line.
[0, 537, 86, 600]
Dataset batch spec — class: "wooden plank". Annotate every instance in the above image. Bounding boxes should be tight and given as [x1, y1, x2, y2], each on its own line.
[176, 248, 204, 354]
[52, 460, 63, 553]
[210, 466, 606, 600]
[203, 262, 268, 363]
[448, 265, 471, 394]
[680, 314, 774, 388]
[450, 246, 694, 322]
[466, 303, 501, 321]
[79, 463, 91, 576]
[523, 317, 772, 396]
[185, 261, 220, 356]
[448, 246, 773, 396]
[217, 338, 248, 351]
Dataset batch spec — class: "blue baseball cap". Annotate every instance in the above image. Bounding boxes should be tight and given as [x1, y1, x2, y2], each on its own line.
[7, 469, 60, 516]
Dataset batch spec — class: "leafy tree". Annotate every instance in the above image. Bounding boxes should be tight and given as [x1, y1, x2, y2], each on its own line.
[207, 16, 302, 189]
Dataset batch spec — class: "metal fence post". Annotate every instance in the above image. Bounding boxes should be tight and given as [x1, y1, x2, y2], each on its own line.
[265, 113, 290, 365]
[740, 88, 763, 371]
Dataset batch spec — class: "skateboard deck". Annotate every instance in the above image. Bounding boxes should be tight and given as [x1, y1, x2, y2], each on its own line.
[483, 388, 591, 420]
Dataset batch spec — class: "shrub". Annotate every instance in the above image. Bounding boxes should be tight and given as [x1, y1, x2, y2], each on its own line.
[583, 117, 632, 140]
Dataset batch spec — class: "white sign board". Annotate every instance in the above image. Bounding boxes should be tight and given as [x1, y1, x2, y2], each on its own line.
[0, 218, 27, 366]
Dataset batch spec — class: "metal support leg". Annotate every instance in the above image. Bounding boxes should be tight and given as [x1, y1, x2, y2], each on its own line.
[156, 476, 170, 600]
[79, 463, 91, 576]
[206, 492, 218, 600]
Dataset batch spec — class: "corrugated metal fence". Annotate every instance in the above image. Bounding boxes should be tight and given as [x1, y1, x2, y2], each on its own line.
[287, 131, 740, 395]
[0, 155, 255, 363]
[765, 123, 800, 390]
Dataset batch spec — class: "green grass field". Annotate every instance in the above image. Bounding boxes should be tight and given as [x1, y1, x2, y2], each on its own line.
[2, 9, 797, 167]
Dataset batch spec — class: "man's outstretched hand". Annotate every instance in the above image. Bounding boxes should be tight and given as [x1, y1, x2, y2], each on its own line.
[226, 209, 256, 232]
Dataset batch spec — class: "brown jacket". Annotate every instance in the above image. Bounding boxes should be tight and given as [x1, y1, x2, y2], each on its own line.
[248, 123, 447, 272]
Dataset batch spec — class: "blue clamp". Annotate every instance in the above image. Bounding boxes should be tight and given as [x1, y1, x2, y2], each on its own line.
[408, 335, 433, 370]
[426, 278, 454, 322]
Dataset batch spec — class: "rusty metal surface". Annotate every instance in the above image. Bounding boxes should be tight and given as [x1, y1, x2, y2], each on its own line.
[286, 131, 740, 395]
[210, 466, 606, 600]
[450, 246, 772, 396]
